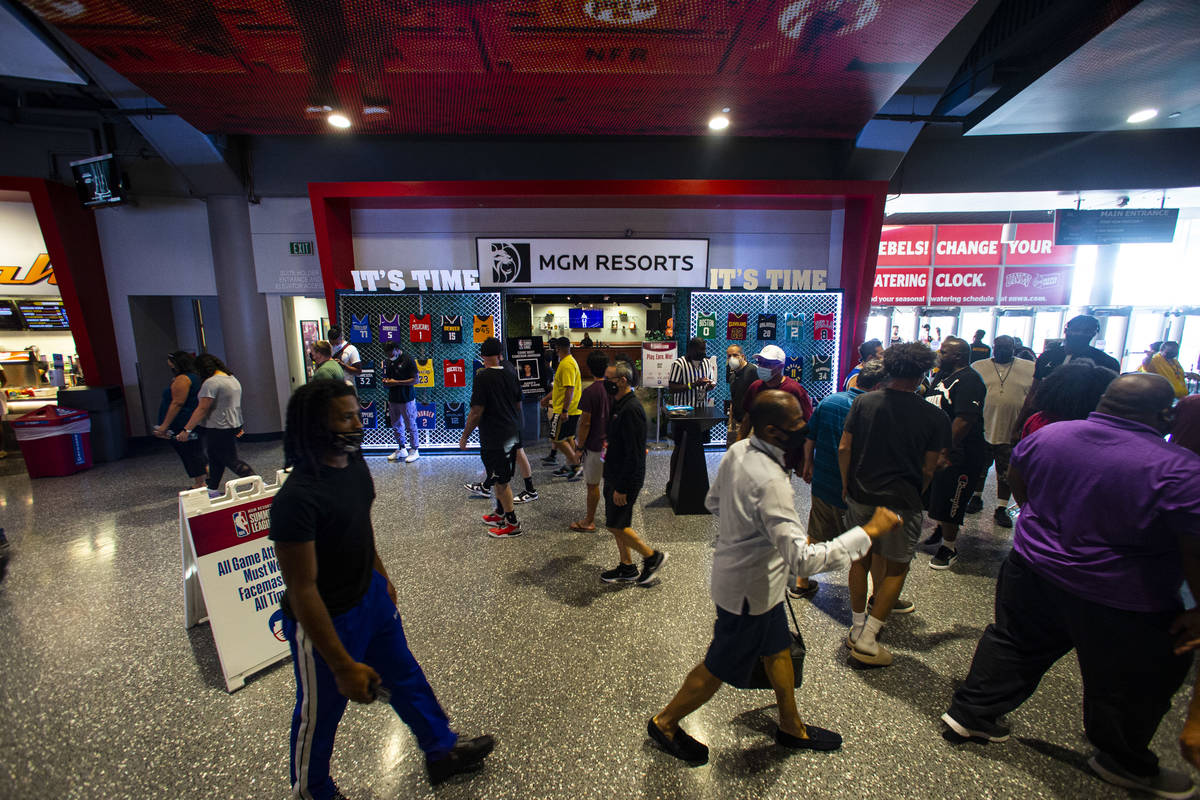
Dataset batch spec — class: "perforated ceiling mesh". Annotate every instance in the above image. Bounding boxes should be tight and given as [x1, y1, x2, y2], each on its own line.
[24, 0, 974, 136]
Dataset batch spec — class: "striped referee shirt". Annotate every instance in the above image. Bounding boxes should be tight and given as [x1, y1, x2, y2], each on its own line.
[669, 356, 715, 407]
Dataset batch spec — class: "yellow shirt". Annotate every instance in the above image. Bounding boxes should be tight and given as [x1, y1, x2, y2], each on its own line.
[1150, 353, 1187, 398]
[551, 354, 582, 416]
[415, 358, 435, 388]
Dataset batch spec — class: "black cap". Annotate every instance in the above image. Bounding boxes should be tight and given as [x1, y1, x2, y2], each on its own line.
[480, 337, 503, 357]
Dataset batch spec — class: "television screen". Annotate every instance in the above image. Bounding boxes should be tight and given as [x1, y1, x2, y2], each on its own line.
[17, 299, 70, 330]
[0, 301, 22, 331]
[569, 308, 603, 329]
[70, 154, 125, 208]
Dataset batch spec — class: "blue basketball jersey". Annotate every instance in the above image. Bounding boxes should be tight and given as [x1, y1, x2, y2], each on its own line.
[359, 400, 377, 429]
[785, 356, 805, 382]
[349, 314, 371, 343]
[443, 402, 466, 430]
[416, 402, 437, 430]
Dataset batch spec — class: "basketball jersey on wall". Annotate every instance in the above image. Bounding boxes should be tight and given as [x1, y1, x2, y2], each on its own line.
[415, 358, 435, 387]
[379, 314, 402, 343]
[359, 401, 377, 429]
[473, 315, 494, 343]
[757, 314, 777, 340]
[785, 314, 805, 341]
[355, 369, 376, 391]
[443, 359, 466, 388]
[415, 402, 437, 430]
[443, 402, 466, 429]
[813, 313, 835, 341]
[441, 315, 463, 343]
[785, 356, 805, 382]
[410, 314, 432, 343]
[349, 314, 371, 343]
[811, 355, 832, 382]
[726, 313, 748, 341]
[696, 312, 717, 339]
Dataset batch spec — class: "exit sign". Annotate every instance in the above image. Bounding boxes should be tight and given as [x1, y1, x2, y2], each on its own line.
[288, 241, 313, 256]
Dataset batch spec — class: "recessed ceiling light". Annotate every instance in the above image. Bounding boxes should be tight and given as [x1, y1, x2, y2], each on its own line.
[1126, 108, 1158, 124]
[327, 113, 352, 129]
[708, 115, 730, 131]
[1168, 111, 1182, 119]
[722, 107, 731, 113]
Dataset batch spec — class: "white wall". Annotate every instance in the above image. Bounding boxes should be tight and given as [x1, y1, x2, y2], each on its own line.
[249, 198, 323, 295]
[95, 198, 216, 434]
[0, 199, 59, 296]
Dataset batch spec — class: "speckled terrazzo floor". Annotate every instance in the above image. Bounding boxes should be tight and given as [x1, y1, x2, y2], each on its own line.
[0, 441, 1194, 800]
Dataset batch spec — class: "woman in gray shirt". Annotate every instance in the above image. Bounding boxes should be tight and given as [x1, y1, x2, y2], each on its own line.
[176, 354, 254, 495]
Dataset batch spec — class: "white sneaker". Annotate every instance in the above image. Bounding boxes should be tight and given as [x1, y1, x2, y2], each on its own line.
[387, 449, 407, 462]
[405, 450, 420, 463]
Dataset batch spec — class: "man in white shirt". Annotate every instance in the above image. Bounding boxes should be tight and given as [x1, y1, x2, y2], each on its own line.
[648, 390, 900, 764]
[327, 326, 362, 386]
[968, 336, 1035, 529]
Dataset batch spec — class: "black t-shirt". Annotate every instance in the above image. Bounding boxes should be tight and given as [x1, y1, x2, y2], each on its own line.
[925, 366, 987, 461]
[728, 365, 756, 422]
[269, 456, 377, 618]
[1034, 343, 1120, 380]
[844, 389, 950, 511]
[470, 365, 521, 449]
[969, 343, 991, 363]
[604, 391, 647, 494]
[383, 352, 418, 403]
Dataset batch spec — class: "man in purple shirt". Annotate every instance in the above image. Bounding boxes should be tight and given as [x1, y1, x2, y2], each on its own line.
[942, 374, 1200, 799]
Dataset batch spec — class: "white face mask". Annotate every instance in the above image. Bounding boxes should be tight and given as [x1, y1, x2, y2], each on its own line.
[727, 356, 742, 370]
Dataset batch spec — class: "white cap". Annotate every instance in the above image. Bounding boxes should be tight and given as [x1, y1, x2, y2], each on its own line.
[754, 345, 786, 365]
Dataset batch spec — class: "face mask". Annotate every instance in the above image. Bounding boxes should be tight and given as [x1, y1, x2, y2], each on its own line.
[728, 356, 742, 370]
[603, 379, 619, 396]
[334, 430, 363, 453]
[756, 366, 776, 382]
[774, 425, 806, 452]
[387, 351, 399, 361]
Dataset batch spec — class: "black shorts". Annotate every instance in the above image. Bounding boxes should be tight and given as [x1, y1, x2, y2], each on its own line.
[603, 483, 638, 529]
[927, 457, 985, 525]
[481, 440, 519, 485]
[703, 600, 792, 689]
[550, 413, 579, 442]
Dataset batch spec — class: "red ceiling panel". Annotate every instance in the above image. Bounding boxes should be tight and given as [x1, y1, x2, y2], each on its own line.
[23, 0, 974, 136]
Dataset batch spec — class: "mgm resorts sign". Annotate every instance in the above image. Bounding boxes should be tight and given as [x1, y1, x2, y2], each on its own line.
[476, 238, 709, 289]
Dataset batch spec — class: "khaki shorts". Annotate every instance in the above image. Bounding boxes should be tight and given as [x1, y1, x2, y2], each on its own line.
[807, 494, 847, 543]
[845, 497, 923, 564]
[582, 448, 604, 485]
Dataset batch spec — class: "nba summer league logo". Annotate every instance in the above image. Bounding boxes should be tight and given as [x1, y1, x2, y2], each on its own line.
[232, 511, 250, 538]
[489, 242, 531, 285]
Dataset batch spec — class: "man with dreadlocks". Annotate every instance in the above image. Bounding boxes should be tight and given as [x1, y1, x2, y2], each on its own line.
[270, 381, 493, 797]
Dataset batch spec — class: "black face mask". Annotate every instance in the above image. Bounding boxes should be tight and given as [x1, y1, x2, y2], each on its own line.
[334, 430, 364, 453]
[603, 379, 619, 396]
[773, 424, 806, 452]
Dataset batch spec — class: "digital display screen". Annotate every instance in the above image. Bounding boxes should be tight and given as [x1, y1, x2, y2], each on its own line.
[70, 154, 125, 208]
[0, 301, 21, 330]
[569, 308, 603, 329]
[18, 300, 70, 330]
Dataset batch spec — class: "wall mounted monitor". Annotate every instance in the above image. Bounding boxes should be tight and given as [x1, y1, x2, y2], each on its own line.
[0, 300, 22, 331]
[569, 308, 603, 329]
[70, 154, 126, 208]
[17, 299, 70, 330]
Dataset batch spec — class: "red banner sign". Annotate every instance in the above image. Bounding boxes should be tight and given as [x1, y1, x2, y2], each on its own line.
[933, 224, 1004, 265]
[929, 267, 1001, 305]
[1000, 266, 1074, 306]
[877, 225, 933, 266]
[871, 267, 929, 305]
[1003, 222, 1077, 265]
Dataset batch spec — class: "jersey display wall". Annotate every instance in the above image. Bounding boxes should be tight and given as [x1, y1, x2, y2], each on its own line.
[350, 314, 371, 343]
[689, 291, 842, 443]
[338, 291, 503, 451]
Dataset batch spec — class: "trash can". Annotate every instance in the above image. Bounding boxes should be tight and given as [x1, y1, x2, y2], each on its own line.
[13, 405, 92, 478]
[57, 385, 127, 462]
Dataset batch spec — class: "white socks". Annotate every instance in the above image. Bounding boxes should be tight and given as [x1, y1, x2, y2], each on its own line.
[850, 611, 868, 644]
[857, 616, 885, 652]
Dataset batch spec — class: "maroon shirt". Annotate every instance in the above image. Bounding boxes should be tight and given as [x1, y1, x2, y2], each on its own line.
[1171, 394, 1200, 458]
[742, 376, 813, 421]
[578, 380, 612, 452]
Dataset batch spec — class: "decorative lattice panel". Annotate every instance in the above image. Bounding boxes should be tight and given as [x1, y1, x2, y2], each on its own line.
[337, 292, 502, 451]
[687, 291, 844, 444]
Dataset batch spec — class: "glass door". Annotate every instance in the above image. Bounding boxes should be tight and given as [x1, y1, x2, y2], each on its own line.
[995, 310, 1033, 349]
[1032, 310, 1064, 355]
[892, 307, 918, 343]
[919, 308, 959, 348]
[1124, 308, 1170, 371]
[959, 308, 995, 347]
[866, 308, 892, 345]
[1177, 310, 1200, 378]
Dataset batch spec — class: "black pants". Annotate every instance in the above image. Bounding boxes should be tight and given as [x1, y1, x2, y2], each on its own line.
[170, 437, 207, 479]
[203, 428, 253, 491]
[948, 551, 1190, 777]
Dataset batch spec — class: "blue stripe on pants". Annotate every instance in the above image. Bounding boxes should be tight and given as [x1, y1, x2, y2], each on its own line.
[284, 572, 458, 799]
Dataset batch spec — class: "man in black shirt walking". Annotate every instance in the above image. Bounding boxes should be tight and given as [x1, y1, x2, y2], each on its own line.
[460, 337, 524, 538]
[270, 381, 492, 798]
[924, 337, 989, 570]
[601, 360, 668, 585]
[1034, 315, 1121, 379]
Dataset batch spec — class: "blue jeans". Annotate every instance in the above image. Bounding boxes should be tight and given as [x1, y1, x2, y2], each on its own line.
[283, 572, 457, 799]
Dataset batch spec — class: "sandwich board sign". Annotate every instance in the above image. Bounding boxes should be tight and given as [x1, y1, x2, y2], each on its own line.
[180, 473, 291, 692]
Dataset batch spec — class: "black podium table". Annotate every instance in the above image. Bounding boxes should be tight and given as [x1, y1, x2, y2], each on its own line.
[666, 409, 724, 515]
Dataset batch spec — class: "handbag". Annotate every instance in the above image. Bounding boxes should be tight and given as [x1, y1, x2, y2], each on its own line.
[746, 596, 806, 690]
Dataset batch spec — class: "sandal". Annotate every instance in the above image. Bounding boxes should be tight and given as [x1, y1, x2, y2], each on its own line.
[569, 521, 596, 532]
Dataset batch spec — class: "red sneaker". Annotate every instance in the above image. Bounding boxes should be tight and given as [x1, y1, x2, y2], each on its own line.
[487, 522, 523, 538]
[482, 513, 504, 525]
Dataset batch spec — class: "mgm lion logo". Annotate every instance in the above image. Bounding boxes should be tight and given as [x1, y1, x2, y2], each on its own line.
[490, 242, 531, 284]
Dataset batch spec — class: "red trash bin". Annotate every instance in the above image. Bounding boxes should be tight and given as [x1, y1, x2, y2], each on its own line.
[13, 405, 93, 478]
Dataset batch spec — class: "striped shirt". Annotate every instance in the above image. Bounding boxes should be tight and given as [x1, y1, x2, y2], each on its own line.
[669, 356, 715, 407]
